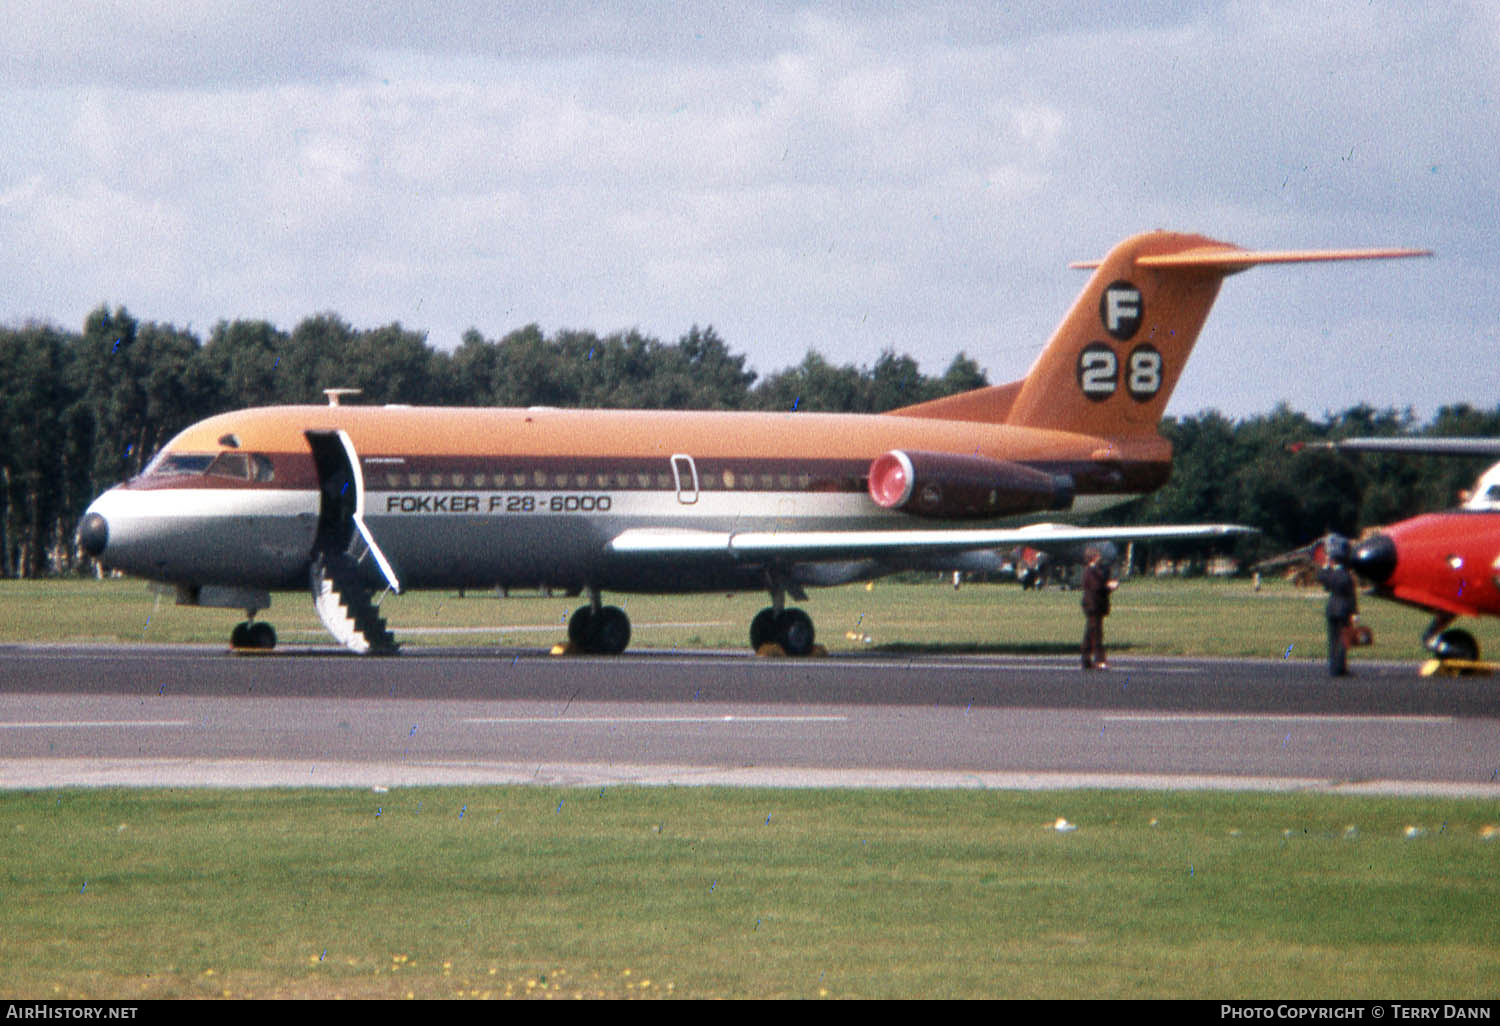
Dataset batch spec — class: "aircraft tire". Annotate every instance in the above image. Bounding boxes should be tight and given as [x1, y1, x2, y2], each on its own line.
[232, 621, 276, 650]
[775, 608, 816, 657]
[749, 608, 777, 650]
[567, 606, 594, 646]
[568, 604, 631, 653]
[591, 605, 631, 655]
[1433, 628, 1479, 662]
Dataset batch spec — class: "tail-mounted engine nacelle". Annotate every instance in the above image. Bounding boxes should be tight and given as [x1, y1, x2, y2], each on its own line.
[867, 449, 1074, 519]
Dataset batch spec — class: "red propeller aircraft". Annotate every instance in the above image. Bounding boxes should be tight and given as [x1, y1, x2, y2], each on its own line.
[1319, 438, 1500, 661]
[76, 231, 1424, 655]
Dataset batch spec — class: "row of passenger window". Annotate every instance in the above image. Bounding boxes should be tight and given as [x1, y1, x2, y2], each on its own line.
[378, 467, 860, 492]
[144, 450, 857, 492]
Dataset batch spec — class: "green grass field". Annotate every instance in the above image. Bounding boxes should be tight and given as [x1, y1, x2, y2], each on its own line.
[3, 577, 1498, 999]
[3, 788, 1498, 999]
[3, 573, 1493, 662]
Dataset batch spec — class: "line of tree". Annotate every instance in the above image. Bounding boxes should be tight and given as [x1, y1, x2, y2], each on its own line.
[1, 305, 1495, 578]
[1118, 403, 1500, 570]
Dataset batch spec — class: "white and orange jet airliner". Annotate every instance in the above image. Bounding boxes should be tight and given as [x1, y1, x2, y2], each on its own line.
[76, 231, 1426, 655]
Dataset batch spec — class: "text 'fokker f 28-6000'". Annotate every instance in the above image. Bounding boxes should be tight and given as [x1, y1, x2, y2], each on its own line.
[76, 231, 1426, 656]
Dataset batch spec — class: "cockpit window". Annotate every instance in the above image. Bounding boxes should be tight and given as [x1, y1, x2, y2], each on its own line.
[151, 453, 215, 476]
[207, 452, 251, 480]
[143, 451, 274, 482]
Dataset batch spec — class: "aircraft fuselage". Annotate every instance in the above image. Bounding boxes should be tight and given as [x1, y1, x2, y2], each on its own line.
[81, 403, 1167, 597]
[1351, 510, 1500, 621]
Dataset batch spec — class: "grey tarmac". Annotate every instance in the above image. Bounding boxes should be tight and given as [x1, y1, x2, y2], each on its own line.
[1, 644, 1497, 795]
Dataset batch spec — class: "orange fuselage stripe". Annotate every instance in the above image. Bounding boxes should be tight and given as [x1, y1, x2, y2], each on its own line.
[165, 405, 1173, 467]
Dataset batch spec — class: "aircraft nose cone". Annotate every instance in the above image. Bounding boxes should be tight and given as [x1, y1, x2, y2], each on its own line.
[1348, 533, 1396, 584]
[76, 512, 109, 557]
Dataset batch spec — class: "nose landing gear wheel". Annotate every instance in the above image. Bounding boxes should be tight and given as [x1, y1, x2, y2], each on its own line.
[1432, 628, 1479, 663]
[230, 620, 277, 651]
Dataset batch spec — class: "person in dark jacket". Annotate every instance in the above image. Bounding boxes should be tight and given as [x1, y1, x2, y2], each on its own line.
[1316, 535, 1359, 677]
[1080, 544, 1118, 670]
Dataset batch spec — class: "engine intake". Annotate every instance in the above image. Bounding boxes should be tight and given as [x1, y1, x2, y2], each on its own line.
[867, 450, 1074, 519]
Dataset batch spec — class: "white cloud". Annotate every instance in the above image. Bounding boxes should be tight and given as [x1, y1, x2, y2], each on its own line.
[0, 2, 1494, 417]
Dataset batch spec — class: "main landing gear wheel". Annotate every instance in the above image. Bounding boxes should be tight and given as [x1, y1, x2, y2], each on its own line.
[750, 606, 816, 656]
[567, 604, 632, 654]
[230, 620, 277, 651]
[750, 608, 777, 650]
[1431, 628, 1479, 663]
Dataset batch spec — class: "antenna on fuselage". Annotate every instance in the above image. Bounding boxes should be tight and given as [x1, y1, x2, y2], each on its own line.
[323, 388, 362, 407]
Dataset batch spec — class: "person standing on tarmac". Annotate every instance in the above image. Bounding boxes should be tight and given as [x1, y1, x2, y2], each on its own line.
[1316, 536, 1359, 677]
[1081, 543, 1119, 670]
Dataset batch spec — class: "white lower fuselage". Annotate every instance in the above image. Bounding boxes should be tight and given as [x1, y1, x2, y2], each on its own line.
[83, 478, 1140, 596]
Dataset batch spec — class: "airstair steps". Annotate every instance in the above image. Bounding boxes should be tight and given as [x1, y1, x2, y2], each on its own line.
[310, 551, 398, 654]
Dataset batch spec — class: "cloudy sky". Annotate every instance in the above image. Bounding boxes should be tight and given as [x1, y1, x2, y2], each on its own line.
[2, 2, 1494, 420]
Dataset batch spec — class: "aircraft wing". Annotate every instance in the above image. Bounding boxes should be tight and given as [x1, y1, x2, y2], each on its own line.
[608, 522, 1255, 562]
[1305, 437, 1500, 458]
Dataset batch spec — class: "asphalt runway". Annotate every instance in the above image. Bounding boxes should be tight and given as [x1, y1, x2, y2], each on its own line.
[2, 643, 1498, 795]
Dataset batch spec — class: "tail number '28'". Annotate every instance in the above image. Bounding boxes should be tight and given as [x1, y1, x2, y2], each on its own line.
[1078, 343, 1163, 402]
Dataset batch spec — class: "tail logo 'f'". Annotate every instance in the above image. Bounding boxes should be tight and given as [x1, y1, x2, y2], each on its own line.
[1101, 281, 1143, 340]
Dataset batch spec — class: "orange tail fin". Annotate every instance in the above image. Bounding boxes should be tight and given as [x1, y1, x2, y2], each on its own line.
[894, 231, 1428, 434]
